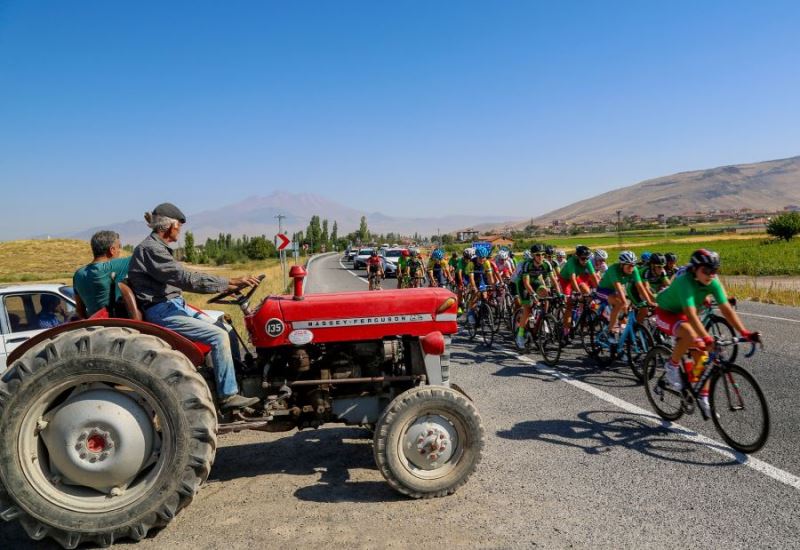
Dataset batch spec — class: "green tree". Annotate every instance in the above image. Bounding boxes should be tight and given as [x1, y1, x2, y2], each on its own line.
[245, 236, 273, 260]
[331, 221, 338, 243]
[321, 219, 329, 248]
[767, 212, 800, 241]
[184, 231, 197, 263]
[358, 216, 369, 243]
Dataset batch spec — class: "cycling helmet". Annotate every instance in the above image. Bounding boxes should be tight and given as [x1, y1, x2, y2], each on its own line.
[665, 252, 677, 263]
[650, 253, 666, 266]
[556, 249, 566, 258]
[530, 244, 545, 254]
[498, 249, 509, 260]
[689, 248, 721, 270]
[463, 247, 476, 259]
[409, 248, 418, 258]
[522, 250, 533, 260]
[640, 251, 652, 264]
[370, 250, 378, 257]
[545, 245, 556, 256]
[476, 247, 489, 259]
[432, 248, 444, 260]
[594, 249, 608, 261]
[618, 250, 637, 265]
[402, 249, 410, 257]
[576, 245, 591, 259]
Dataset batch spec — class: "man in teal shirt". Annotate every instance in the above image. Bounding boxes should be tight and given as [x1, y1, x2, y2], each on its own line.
[73, 231, 131, 317]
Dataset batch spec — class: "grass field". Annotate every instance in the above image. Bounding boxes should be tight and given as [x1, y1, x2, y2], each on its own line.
[520, 233, 800, 277]
[0, 239, 96, 282]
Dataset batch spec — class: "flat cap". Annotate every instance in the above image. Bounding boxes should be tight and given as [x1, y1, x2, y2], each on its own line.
[152, 203, 187, 223]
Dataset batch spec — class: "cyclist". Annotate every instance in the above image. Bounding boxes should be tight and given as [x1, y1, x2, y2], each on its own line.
[555, 249, 567, 269]
[637, 251, 652, 270]
[642, 253, 670, 295]
[465, 247, 495, 321]
[494, 248, 515, 282]
[597, 251, 655, 339]
[664, 252, 679, 280]
[559, 245, 598, 337]
[544, 245, 560, 275]
[397, 249, 410, 289]
[654, 249, 758, 414]
[427, 248, 451, 287]
[366, 250, 384, 290]
[406, 248, 426, 287]
[515, 244, 562, 349]
[592, 249, 609, 277]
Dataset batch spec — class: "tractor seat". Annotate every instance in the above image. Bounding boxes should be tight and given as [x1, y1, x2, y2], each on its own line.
[117, 282, 143, 321]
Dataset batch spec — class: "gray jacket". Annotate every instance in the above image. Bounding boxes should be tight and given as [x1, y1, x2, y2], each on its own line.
[128, 232, 228, 308]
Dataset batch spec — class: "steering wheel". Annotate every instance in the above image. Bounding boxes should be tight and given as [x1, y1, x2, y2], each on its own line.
[207, 274, 266, 305]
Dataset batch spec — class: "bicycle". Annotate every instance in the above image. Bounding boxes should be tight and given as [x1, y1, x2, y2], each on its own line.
[368, 270, 383, 291]
[513, 296, 562, 366]
[642, 335, 769, 453]
[488, 281, 511, 334]
[588, 302, 654, 381]
[561, 292, 601, 355]
[465, 285, 494, 347]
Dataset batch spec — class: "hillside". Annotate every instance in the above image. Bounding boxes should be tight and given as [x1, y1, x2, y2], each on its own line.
[66, 191, 521, 245]
[507, 155, 800, 229]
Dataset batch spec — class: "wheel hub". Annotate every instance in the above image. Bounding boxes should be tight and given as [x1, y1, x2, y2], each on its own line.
[403, 416, 458, 471]
[40, 389, 155, 493]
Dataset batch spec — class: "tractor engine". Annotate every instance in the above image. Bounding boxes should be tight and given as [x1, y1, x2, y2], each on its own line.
[248, 339, 408, 429]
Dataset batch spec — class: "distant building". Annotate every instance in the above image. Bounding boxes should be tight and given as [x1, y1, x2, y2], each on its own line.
[457, 229, 480, 242]
[480, 235, 515, 248]
[784, 204, 800, 212]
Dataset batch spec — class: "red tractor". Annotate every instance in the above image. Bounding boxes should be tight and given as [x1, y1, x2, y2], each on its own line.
[0, 266, 484, 548]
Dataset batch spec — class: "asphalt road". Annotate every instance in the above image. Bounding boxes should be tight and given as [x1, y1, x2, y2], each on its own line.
[2, 252, 799, 548]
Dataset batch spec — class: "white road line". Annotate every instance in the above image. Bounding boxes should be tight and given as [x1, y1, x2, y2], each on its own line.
[738, 311, 800, 324]
[496, 348, 800, 491]
[338, 257, 369, 284]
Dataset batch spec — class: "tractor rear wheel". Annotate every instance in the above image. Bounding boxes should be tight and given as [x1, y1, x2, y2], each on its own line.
[0, 326, 217, 548]
[373, 386, 484, 498]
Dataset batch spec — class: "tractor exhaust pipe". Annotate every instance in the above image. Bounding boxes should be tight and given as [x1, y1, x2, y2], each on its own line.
[290, 265, 307, 300]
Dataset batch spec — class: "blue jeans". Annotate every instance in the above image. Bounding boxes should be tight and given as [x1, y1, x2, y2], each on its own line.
[145, 297, 241, 398]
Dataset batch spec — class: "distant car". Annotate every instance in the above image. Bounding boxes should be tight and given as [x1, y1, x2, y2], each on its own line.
[381, 248, 407, 269]
[354, 248, 375, 269]
[381, 257, 398, 278]
[0, 284, 78, 371]
[346, 248, 359, 262]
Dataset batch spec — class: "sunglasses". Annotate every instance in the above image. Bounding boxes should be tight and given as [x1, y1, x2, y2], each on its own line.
[533, 253, 543, 257]
[700, 266, 718, 276]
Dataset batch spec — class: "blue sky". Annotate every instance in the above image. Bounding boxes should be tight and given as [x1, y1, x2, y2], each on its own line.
[1, 1, 799, 239]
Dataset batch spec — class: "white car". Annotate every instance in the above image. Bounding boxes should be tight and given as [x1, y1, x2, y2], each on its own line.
[381, 248, 407, 268]
[353, 248, 375, 270]
[0, 284, 79, 371]
[0, 283, 226, 371]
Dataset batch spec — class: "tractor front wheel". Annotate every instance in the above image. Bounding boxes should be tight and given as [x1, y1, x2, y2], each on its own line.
[373, 386, 484, 498]
[0, 326, 217, 548]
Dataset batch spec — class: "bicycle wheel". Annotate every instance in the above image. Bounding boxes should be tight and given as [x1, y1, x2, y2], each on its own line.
[578, 311, 597, 356]
[465, 308, 478, 340]
[710, 364, 770, 453]
[705, 314, 738, 363]
[643, 345, 684, 421]
[538, 314, 562, 366]
[626, 323, 655, 382]
[589, 316, 615, 367]
[477, 303, 494, 347]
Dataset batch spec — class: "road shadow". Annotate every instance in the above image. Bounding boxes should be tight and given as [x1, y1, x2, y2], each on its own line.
[210, 426, 404, 504]
[497, 409, 738, 466]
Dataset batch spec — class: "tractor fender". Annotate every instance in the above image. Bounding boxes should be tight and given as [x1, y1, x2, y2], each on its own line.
[6, 319, 206, 367]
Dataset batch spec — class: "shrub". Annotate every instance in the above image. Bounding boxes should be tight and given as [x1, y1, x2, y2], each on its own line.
[767, 212, 800, 241]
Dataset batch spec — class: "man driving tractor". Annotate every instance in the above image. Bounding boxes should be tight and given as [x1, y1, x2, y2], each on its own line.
[128, 202, 261, 411]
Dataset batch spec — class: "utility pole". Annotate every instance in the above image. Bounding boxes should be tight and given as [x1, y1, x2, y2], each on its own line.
[616, 210, 622, 248]
[275, 214, 287, 290]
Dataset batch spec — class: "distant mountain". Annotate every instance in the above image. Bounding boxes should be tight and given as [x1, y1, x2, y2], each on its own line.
[65, 191, 521, 244]
[502, 155, 800, 231]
